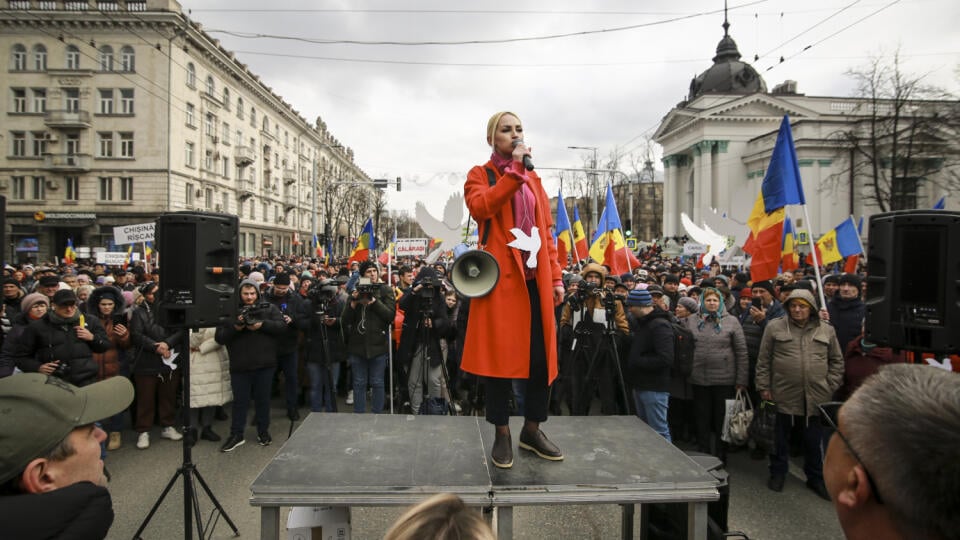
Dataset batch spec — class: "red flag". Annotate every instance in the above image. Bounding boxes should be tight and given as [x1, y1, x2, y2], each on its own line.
[844, 254, 859, 273]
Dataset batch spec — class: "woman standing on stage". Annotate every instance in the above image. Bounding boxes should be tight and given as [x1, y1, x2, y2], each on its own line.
[462, 111, 565, 469]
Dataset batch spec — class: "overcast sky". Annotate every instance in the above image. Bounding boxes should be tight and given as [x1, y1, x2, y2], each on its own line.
[181, 0, 960, 217]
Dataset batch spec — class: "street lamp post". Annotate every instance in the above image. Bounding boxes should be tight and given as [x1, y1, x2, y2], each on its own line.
[568, 146, 599, 235]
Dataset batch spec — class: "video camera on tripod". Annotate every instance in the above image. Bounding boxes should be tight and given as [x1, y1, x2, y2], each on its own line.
[306, 279, 339, 316]
[567, 281, 602, 311]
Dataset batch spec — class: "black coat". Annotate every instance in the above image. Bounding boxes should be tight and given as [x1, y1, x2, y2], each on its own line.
[129, 300, 185, 376]
[625, 307, 674, 392]
[397, 290, 449, 368]
[299, 295, 347, 365]
[215, 284, 285, 372]
[262, 287, 304, 355]
[827, 296, 865, 352]
[0, 481, 114, 540]
[11, 312, 110, 387]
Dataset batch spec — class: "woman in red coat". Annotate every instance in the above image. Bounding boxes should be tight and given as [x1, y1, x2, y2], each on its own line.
[462, 111, 565, 469]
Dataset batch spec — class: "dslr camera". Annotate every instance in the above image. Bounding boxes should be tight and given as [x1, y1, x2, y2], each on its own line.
[239, 302, 271, 325]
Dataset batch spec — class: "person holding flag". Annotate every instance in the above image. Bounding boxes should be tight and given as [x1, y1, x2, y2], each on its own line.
[588, 185, 640, 275]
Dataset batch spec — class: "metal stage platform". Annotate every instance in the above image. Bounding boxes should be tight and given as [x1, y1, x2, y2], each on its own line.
[250, 414, 719, 539]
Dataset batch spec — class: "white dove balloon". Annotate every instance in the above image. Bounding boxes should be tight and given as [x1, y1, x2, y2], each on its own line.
[681, 212, 726, 267]
[507, 226, 541, 268]
[415, 192, 466, 263]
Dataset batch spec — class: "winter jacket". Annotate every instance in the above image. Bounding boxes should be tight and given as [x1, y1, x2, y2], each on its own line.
[835, 336, 906, 401]
[129, 299, 184, 376]
[87, 286, 131, 381]
[826, 296, 866, 352]
[397, 289, 450, 369]
[215, 280, 286, 372]
[340, 282, 395, 359]
[625, 307, 674, 392]
[756, 289, 844, 418]
[262, 287, 304, 355]
[189, 327, 232, 408]
[298, 294, 347, 365]
[11, 311, 110, 387]
[683, 310, 749, 388]
[0, 481, 114, 540]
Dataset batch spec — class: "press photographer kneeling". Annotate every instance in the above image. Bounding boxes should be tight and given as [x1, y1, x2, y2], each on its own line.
[558, 263, 630, 415]
[397, 267, 450, 415]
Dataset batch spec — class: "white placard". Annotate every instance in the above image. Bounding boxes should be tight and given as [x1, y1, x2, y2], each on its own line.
[683, 242, 707, 255]
[113, 222, 155, 245]
[394, 238, 429, 257]
[96, 251, 140, 266]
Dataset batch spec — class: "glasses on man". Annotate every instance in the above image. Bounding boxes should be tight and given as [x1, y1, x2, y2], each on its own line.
[818, 401, 884, 504]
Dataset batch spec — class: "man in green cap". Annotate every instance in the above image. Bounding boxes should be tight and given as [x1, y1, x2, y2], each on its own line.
[0, 373, 134, 539]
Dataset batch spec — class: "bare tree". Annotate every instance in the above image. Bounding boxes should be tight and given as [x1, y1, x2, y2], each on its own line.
[824, 50, 960, 212]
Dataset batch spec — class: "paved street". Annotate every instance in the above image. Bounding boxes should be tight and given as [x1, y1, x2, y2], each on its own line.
[103, 402, 844, 539]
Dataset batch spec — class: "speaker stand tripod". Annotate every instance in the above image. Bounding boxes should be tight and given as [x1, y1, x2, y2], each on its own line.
[132, 332, 239, 540]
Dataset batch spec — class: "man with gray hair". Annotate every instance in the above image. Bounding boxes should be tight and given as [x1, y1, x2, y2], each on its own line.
[822, 364, 959, 540]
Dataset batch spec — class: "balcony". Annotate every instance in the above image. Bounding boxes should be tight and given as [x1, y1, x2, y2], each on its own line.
[44, 110, 91, 129]
[283, 192, 297, 208]
[235, 145, 255, 166]
[44, 153, 91, 172]
[238, 179, 256, 199]
[283, 168, 297, 185]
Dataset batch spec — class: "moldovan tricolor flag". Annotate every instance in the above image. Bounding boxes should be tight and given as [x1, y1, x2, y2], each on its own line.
[144, 241, 154, 262]
[313, 234, 321, 257]
[348, 218, 375, 264]
[807, 216, 863, 266]
[63, 238, 77, 265]
[572, 204, 588, 262]
[378, 231, 396, 265]
[122, 244, 133, 270]
[554, 189, 574, 267]
[780, 216, 799, 271]
[742, 115, 806, 282]
[588, 185, 640, 274]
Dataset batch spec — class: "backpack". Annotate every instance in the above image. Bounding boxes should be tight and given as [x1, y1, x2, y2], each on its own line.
[670, 320, 695, 376]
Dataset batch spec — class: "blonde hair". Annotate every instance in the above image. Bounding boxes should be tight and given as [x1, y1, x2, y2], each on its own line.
[486, 111, 520, 147]
[384, 493, 495, 540]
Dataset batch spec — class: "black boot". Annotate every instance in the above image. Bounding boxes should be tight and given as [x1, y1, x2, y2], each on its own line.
[200, 425, 221, 442]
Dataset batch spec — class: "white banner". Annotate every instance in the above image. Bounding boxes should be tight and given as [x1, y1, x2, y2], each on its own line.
[395, 238, 429, 257]
[683, 242, 707, 255]
[96, 251, 140, 266]
[113, 222, 155, 245]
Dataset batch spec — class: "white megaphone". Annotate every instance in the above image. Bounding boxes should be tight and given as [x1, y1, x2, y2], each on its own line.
[450, 243, 500, 298]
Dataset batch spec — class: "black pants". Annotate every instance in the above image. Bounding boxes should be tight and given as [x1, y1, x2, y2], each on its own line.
[692, 384, 734, 462]
[486, 280, 549, 427]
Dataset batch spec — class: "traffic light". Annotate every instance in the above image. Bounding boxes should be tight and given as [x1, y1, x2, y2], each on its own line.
[396, 176, 402, 192]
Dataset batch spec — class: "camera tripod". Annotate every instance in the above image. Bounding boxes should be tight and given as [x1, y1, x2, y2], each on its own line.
[133, 332, 239, 540]
[569, 303, 631, 416]
[308, 309, 339, 414]
[408, 306, 456, 416]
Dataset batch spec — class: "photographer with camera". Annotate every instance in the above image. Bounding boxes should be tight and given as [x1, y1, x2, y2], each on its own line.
[397, 267, 450, 415]
[215, 279, 286, 451]
[10, 289, 110, 388]
[558, 263, 629, 415]
[340, 261, 396, 414]
[299, 278, 346, 413]
[262, 272, 304, 421]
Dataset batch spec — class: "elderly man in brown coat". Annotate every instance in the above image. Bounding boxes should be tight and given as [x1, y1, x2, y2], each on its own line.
[756, 288, 843, 500]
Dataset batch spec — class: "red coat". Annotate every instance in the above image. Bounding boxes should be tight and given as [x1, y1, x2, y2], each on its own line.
[461, 161, 561, 382]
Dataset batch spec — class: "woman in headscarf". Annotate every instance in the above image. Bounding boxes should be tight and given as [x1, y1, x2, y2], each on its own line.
[462, 111, 564, 469]
[682, 287, 748, 462]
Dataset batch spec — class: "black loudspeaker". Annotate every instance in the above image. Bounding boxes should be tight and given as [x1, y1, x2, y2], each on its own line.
[865, 210, 960, 354]
[156, 212, 238, 328]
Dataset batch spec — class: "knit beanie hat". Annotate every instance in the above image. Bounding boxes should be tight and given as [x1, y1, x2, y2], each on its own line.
[20, 292, 49, 314]
[678, 296, 700, 314]
[626, 289, 653, 307]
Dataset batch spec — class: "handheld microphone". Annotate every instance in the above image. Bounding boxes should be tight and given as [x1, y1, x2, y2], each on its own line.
[512, 139, 535, 171]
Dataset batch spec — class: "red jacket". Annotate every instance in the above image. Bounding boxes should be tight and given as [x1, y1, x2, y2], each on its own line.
[461, 161, 561, 382]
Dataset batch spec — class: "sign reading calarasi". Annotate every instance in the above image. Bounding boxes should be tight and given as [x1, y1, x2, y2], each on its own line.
[114, 222, 155, 245]
[394, 238, 429, 257]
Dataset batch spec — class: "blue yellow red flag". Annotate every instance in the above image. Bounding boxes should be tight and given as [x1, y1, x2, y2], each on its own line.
[572, 204, 588, 262]
[348, 218, 375, 263]
[63, 238, 77, 265]
[554, 189, 573, 267]
[589, 185, 639, 274]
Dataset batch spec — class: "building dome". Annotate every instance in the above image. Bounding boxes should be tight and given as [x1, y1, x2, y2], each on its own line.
[687, 21, 766, 101]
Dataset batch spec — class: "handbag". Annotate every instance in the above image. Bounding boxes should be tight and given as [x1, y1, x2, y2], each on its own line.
[749, 399, 777, 451]
[721, 388, 753, 445]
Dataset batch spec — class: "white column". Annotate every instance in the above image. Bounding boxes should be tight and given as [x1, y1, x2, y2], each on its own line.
[662, 157, 675, 236]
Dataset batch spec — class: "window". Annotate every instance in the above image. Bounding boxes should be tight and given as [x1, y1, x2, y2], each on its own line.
[186, 63, 196, 88]
[249, 198, 255, 219]
[205, 187, 213, 208]
[119, 132, 134, 158]
[65, 176, 79, 201]
[65, 134, 80, 155]
[119, 177, 133, 200]
[12, 44, 27, 71]
[250, 107, 256, 127]
[891, 177, 919, 211]
[13, 88, 26, 113]
[185, 182, 194, 206]
[185, 102, 195, 127]
[12, 132, 26, 157]
[222, 122, 230, 144]
[205, 75, 215, 96]
[262, 202, 268, 221]
[222, 192, 229, 213]
[98, 45, 113, 71]
[237, 97, 244, 119]
[205, 113, 215, 137]
[31, 131, 47, 156]
[185, 141, 195, 167]
[284, 131, 289, 149]
[12, 176, 25, 200]
[32, 44, 46, 71]
[262, 116, 270, 132]
[222, 88, 230, 110]
[204, 150, 213, 171]
[66, 45, 80, 69]
[119, 46, 134, 72]
[98, 177, 113, 201]
[32, 88, 46, 112]
[64, 88, 79, 112]
[32, 177, 45, 200]
[236, 129, 242, 147]
[98, 88, 114, 114]
[222, 156, 230, 178]
[97, 132, 113, 157]
[120, 88, 133, 114]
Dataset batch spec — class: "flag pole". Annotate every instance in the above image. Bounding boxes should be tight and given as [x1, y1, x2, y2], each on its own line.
[387, 223, 396, 415]
[801, 204, 828, 309]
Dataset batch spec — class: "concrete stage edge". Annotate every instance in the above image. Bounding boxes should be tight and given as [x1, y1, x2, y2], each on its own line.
[250, 414, 719, 539]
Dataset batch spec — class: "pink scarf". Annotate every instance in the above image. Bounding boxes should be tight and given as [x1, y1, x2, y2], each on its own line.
[491, 152, 537, 278]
